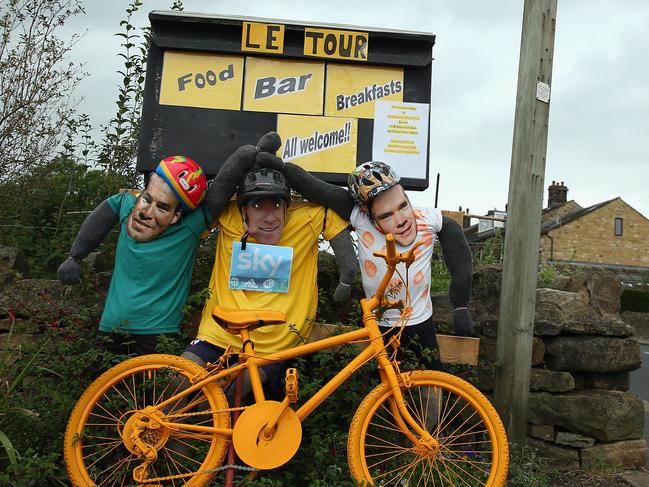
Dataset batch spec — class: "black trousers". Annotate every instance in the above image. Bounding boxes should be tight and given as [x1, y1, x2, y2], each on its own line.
[96, 331, 178, 357]
[380, 316, 443, 370]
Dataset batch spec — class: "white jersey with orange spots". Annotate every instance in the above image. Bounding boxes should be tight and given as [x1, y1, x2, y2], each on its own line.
[350, 205, 443, 327]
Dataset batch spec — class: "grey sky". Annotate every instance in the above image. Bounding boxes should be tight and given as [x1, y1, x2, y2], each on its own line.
[63, 0, 649, 218]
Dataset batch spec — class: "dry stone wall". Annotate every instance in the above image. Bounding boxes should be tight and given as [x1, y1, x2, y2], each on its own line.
[435, 265, 647, 470]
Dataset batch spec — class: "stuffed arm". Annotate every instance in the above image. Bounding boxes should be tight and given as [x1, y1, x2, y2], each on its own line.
[437, 216, 474, 336]
[57, 200, 118, 284]
[256, 153, 355, 221]
[329, 229, 358, 303]
[202, 131, 282, 222]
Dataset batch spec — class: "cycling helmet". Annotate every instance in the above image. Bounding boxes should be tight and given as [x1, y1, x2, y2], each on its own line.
[348, 161, 400, 208]
[155, 156, 207, 211]
[237, 168, 291, 206]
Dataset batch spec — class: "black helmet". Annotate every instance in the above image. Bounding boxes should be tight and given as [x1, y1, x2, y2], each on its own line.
[237, 168, 291, 206]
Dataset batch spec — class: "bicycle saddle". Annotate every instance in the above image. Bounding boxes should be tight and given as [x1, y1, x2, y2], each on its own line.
[211, 305, 286, 333]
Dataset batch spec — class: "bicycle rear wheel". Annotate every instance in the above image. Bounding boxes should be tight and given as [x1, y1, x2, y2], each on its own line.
[64, 354, 230, 486]
[348, 370, 508, 486]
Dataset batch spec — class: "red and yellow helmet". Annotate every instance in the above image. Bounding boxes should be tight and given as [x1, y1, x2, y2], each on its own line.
[155, 156, 207, 211]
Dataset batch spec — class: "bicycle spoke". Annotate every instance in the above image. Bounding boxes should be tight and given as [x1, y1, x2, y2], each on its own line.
[89, 402, 123, 423]
[65, 355, 230, 486]
[349, 371, 508, 487]
[107, 455, 134, 487]
[80, 436, 122, 449]
[93, 452, 133, 484]
[84, 440, 126, 470]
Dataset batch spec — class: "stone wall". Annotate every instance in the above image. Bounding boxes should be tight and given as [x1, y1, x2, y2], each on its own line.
[440, 265, 648, 470]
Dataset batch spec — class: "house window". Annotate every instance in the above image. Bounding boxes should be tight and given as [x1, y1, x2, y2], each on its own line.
[614, 217, 623, 236]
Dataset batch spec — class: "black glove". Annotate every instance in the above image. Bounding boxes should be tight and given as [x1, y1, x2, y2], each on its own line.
[329, 231, 357, 304]
[256, 131, 281, 154]
[333, 282, 352, 303]
[255, 152, 284, 170]
[452, 308, 474, 336]
[203, 132, 282, 221]
[58, 199, 118, 285]
[58, 256, 82, 285]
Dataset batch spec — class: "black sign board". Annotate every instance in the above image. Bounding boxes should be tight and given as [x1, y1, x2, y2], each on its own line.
[138, 11, 435, 189]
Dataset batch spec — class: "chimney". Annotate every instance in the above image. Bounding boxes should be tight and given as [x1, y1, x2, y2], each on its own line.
[547, 181, 568, 208]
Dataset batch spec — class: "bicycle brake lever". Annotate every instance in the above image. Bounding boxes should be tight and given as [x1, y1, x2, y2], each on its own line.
[402, 240, 425, 267]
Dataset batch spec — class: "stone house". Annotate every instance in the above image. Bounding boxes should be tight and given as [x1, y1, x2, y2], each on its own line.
[466, 182, 649, 281]
[540, 181, 649, 271]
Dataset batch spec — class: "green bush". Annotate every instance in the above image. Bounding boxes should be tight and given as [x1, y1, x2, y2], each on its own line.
[621, 288, 649, 312]
[506, 445, 549, 486]
[0, 158, 127, 277]
[0, 311, 103, 482]
[536, 264, 557, 288]
[0, 264, 378, 485]
[430, 251, 451, 293]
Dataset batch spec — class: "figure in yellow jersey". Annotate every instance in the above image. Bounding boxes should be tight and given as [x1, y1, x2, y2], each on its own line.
[182, 158, 356, 391]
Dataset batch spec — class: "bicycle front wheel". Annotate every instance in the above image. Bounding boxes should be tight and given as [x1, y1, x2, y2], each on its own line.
[348, 370, 508, 486]
[64, 354, 230, 486]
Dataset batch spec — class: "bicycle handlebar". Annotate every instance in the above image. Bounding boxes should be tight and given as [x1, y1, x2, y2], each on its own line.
[372, 234, 424, 268]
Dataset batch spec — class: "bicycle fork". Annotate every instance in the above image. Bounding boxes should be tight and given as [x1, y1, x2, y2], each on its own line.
[374, 343, 442, 456]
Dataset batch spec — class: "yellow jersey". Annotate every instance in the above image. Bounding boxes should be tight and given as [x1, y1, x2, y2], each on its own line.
[197, 201, 349, 355]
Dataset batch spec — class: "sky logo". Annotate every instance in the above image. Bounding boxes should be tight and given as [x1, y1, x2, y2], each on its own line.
[229, 242, 293, 293]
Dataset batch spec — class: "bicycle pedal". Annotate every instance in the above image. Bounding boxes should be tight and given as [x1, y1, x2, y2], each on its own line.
[285, 368, 299, 403]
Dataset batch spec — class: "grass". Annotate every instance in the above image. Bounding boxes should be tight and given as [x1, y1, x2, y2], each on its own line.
[506, 445, 635, 487]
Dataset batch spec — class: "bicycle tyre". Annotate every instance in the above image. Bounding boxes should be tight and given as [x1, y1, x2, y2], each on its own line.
[348, 370, 509, 486]
[64, 354, 230, 486]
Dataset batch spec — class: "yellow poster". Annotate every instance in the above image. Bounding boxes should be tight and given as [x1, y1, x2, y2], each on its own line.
[325, 64, 404, 119]
[243, 57, 325, 115]
[241, 21, 285, 53]
[277, 115, 357, 173]
[303, 28, 369, 62]
[159, 51, 244, 110]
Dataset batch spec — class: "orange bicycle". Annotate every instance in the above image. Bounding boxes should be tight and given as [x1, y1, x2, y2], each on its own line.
[64, 234, 509, 486]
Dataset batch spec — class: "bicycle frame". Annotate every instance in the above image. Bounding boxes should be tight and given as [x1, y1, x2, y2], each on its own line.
[152, 234, 435, 447]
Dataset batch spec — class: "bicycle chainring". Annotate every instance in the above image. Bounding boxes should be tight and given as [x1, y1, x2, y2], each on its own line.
[232, 400, 302, 469]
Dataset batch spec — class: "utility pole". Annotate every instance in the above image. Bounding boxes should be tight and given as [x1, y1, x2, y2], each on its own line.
[493, 0, 557, 446]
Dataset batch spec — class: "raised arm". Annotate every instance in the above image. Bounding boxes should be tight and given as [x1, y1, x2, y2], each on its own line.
[202, 131, 282, 222]
[329, 229, 358, 303]
[256, 153, 355, 221]
[57, 200, 118, 284]
[437, 216, 474, 336]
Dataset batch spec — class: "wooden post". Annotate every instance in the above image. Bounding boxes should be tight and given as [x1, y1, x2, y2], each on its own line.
[493, 0, 557, 446]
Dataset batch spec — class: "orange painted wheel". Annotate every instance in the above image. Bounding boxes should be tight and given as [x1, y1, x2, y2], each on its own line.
[348, 370, 509, 486]
[64, 354, 230, 486]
